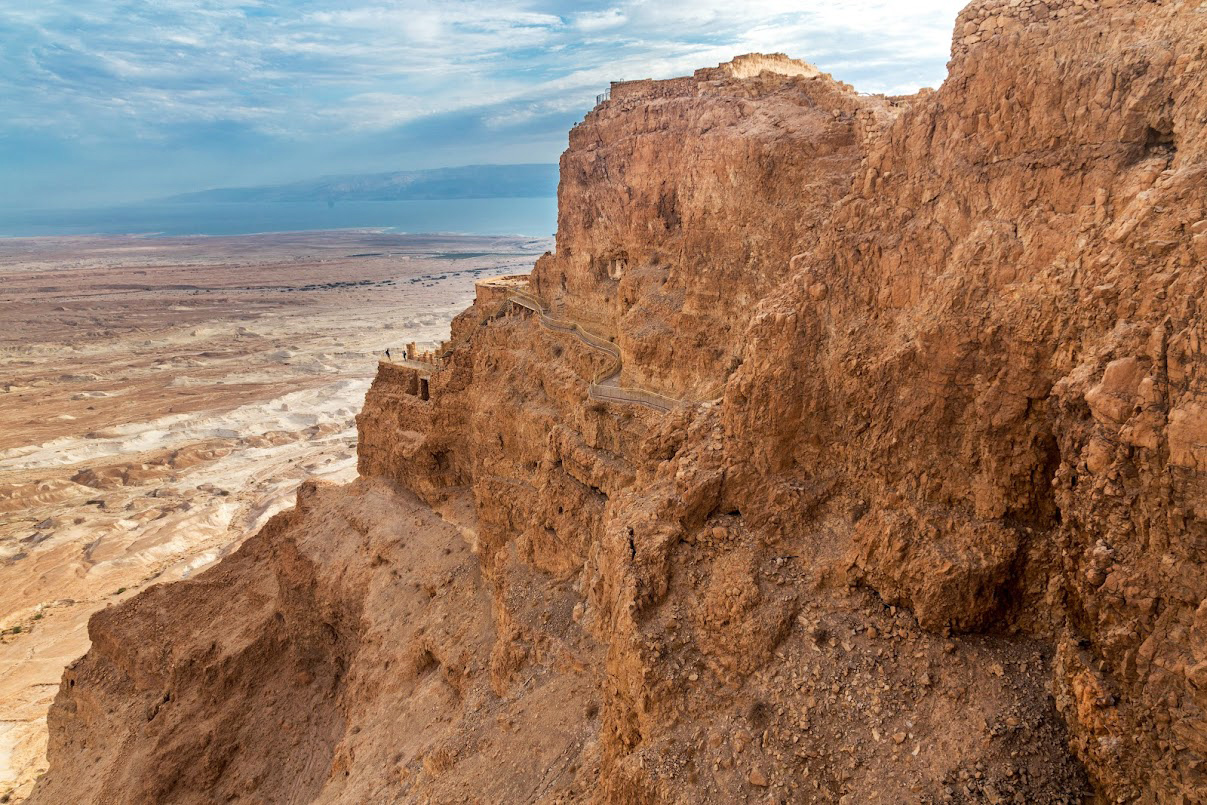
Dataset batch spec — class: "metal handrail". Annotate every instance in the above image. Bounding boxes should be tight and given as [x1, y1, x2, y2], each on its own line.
[381, 356, 443, 372]
[589, 383, 676, 412]
[507, 291, 697, 413]
[509, 292, 620, 356]
[390, 292, 727, 414]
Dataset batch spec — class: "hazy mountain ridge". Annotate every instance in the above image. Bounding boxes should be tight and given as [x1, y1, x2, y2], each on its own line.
[163, 164, 558, 203]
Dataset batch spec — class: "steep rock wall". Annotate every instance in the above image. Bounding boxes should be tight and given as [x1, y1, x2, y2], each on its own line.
[28, 4, 1207, 803]
[530, 55, 905, 398]
[32, 480, 603, 803]
[723, 1, 1207, 799]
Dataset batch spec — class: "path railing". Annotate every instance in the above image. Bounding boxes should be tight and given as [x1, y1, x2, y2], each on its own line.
[589, 383, 679, 412]
[381, 356, 442, 373]
[507, 290, 682, 413]
[509, 290, 620, 358]
[388, 290, 729, 413]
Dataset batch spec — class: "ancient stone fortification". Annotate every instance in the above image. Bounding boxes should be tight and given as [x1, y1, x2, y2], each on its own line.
[28, 2, 1207, 802]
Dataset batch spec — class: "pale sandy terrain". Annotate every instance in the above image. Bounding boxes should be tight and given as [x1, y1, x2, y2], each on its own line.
[0, 230, 547, 799]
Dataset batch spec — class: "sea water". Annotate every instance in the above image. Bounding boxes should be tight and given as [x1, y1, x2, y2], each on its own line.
[0, 197, 558, 238]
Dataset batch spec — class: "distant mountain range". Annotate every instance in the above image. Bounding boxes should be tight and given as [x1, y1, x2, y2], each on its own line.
[162, 164, 559, 203]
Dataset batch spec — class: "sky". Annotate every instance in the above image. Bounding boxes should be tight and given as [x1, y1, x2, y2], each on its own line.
[0, 1, 969, 208]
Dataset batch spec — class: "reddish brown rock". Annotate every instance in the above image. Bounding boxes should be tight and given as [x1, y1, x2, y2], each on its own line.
[28, 2, 1207, 802]
[721, 1, 1207, 798]
[530, 54, 905, 399]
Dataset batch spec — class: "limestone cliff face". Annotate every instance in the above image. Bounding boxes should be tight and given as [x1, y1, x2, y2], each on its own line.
[30, 4, 1207, 803]
[530, 54, 905, 398]
[33, 480, 604, 803]
[722, 2, 1207, 798]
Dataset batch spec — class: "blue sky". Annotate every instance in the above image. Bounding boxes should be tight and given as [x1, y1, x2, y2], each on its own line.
[0, 1, 968, 208]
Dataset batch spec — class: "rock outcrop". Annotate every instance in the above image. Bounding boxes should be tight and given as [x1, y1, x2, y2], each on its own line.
[721, 3, 1207, 798]
[29, 2, 1207, 802]
[530, 53, 907, 399]
[32, 480, 603, 803]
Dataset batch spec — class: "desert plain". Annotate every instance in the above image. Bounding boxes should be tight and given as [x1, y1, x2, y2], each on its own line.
[0, 230, 547, 799]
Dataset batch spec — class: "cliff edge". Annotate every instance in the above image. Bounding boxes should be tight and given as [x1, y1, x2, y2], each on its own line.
[30, 3, 1207, 802]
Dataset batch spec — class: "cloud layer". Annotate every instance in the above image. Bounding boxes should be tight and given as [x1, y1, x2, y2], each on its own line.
[0, 0, 968, 206]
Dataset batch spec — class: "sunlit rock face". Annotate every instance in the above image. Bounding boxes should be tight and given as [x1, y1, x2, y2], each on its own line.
[722, 2, 1207, 798]
[531, 54, 906, 400]
[28, 2, 1207, 802]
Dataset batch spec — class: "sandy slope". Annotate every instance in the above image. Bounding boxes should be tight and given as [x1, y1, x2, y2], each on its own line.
[0, 231, 546, 800]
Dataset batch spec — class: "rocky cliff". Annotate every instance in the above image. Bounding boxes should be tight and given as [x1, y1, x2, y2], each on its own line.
[528, 54, 906, 399]
[29, 2, 1207, 802]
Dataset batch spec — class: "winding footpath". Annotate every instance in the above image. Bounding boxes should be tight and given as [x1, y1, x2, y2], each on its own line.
[506, 291, 679, 413]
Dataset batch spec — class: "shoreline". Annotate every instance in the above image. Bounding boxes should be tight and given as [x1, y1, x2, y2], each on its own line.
[0, 198, 558, 240]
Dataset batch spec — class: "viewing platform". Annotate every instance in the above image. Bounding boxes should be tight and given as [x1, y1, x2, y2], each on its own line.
[381, 342, 442, 373]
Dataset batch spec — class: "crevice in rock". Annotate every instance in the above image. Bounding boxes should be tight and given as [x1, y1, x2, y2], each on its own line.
[1142, 124, 1175, 157]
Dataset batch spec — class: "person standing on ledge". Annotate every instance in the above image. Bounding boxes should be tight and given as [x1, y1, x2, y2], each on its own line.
[385, 348, 391, 361]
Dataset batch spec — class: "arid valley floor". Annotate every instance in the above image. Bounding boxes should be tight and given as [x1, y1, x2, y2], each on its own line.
[0, 230, 546, 799]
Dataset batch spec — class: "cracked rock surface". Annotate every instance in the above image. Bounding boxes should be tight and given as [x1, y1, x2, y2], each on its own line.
[29, 4, 1207, 802]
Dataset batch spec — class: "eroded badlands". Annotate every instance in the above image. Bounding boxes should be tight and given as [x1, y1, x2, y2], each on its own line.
[0, 231, 546, 800]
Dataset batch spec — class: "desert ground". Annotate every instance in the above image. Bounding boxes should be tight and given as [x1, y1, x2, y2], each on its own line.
[0, 230, 547, 799]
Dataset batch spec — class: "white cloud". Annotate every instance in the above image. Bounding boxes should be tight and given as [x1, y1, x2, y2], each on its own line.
[0, 0, 968, 195]
[574, 8, 627, 32]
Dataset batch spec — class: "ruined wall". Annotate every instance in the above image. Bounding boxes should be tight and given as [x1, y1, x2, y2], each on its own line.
[698, 53, 823, 81]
